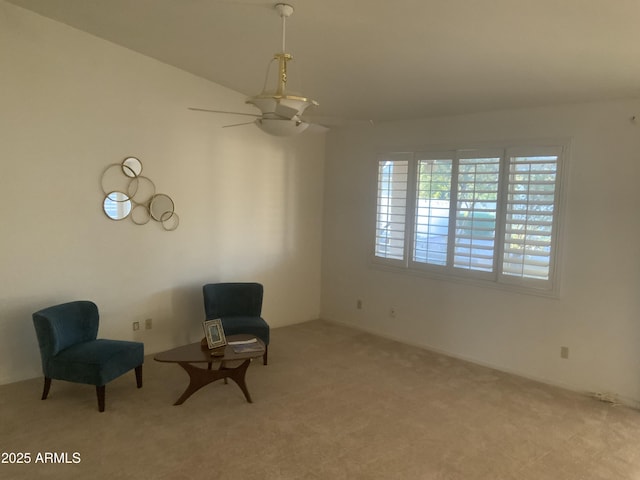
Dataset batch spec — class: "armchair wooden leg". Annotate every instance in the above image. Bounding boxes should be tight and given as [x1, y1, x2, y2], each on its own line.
[135, 365, 143, 388]
[96, 385, 106, 412]
[41, 377, 51, 400]
[263, 345, 268, 365]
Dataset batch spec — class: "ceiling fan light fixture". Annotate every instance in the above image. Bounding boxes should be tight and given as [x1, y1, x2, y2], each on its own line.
[256, 117, 310, 136]
[246, 3, 318, 136]
[189, 3, 319, 136]
[247, 94, 317, 119]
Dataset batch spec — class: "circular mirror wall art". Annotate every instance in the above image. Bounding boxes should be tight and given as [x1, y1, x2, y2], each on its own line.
[100, 156, 178, 230]
[101, 163, 138, 198]
[127, 175, 156, 205]
[150, 193, 174, 221]
[103, 192, 132, 220]
[131, 204, 151, 225]
[161, 211, 180, 231]
[122, 157, 143, 177]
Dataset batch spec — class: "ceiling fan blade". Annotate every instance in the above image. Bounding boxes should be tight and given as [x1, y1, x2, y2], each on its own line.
[222, 121, 256, 128]
[189, 107, 261, 118]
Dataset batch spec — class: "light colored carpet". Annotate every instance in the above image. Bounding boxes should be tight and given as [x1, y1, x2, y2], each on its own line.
[2, 319, 640, 479]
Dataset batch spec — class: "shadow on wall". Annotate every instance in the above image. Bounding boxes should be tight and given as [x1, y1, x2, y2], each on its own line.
[0, 296, 60, 384]
[214, 133, 291, 263]
[169, 282, 208, 346]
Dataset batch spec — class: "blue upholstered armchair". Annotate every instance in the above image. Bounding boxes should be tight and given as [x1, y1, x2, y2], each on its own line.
[32, 301, 144, 412]
[203, 283, 270, 365]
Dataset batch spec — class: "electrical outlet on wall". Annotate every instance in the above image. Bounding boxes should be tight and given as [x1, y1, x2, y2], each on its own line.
[560, 346, 569, 359]
[145, 318, 153, 330]
[356, 299, 363, 310]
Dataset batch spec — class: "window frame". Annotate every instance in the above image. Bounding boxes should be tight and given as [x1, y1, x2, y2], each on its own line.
[371, 141, 567, 297]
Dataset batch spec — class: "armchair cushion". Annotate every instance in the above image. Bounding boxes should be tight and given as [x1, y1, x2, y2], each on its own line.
[33, 300, 99, 360]
[203, 282, 263, 318]
[50, 339, 144, 386]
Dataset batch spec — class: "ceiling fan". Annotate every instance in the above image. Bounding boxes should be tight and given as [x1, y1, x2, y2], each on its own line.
[189, 3, 320, 136]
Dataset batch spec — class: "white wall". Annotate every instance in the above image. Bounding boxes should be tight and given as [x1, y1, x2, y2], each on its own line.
[321, 99, 640, 406]
[0, 2, 325, 384]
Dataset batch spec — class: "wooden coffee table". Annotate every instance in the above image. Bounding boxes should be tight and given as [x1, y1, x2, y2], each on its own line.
[154, 334, 265, 405]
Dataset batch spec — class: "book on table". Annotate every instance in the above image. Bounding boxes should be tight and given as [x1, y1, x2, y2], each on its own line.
[228, 338, 258, 345]
[231, 341, 263, 354]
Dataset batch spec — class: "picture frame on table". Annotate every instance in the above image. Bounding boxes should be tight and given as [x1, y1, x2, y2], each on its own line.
[203, 319, 227, 349]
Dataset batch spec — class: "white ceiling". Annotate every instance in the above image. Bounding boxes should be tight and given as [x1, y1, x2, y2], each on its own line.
[8, 0, 640, 122]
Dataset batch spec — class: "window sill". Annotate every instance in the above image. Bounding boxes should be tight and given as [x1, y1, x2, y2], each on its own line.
[369, 257, 560, 299]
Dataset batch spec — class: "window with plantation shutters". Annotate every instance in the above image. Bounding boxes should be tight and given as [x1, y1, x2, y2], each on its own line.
[373, 144, 564, 294]
[375, 155, 410, 262]
[454, 155, 500, 275]
[500, 148, 560, 286]
[413, 156, 452, 266]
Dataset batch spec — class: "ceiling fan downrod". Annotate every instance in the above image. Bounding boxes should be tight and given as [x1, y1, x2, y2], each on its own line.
[274, 3, 294, 96]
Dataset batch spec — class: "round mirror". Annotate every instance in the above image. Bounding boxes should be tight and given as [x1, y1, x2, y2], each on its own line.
[131, 204, 151, 225]
[122, 157, 142, 178]
[150, 193, 175, 221]
[161, 211, 180, 231]
[101, 163, 138, 198]
[128, 175, 156, 205]
[103, 192, 132, 220]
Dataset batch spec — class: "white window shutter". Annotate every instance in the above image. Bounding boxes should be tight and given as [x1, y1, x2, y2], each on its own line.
[375, 155, 410, 262]
[453, 155, 501, 274]
[413, 156, 453, 266]
[500, 148, 560, 288]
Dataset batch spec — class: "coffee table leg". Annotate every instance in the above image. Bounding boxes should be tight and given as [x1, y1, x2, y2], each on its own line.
[173, 359, 254, 405]
[223, 359, 253, 403]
